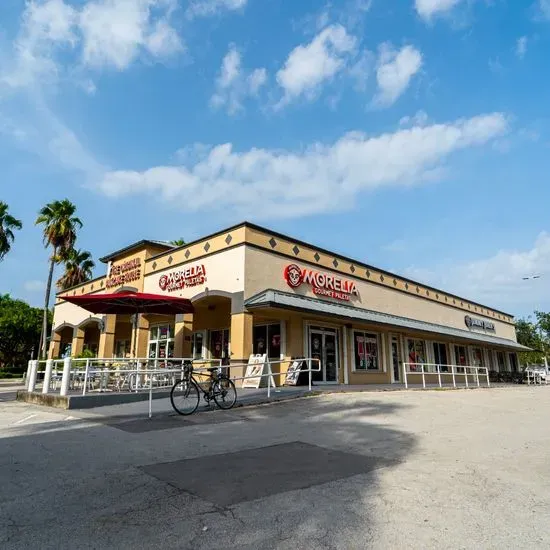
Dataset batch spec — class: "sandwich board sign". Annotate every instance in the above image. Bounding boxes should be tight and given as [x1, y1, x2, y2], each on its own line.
[284, 359, 304, 386]
[242, 354, 276, 389]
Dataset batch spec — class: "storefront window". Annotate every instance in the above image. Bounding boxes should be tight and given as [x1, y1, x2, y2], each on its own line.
[191, 332, 204, 360]
[209, 329, 229, 364]
[115, 340, 130, 358]
[509, 353, 518, 373]
[454, 345, 468, 373]
[432, 342, 448, 372]
[354, 332, 380, 371]
[253, 324, 281, 359]
[407, 339, 426, 371]
[471, 347, 484, 369]
[496, 351, 506, 372]
[148, 324, 175, 363]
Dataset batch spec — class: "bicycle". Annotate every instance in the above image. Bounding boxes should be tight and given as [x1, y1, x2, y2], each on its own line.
[170, 362, 237, 415]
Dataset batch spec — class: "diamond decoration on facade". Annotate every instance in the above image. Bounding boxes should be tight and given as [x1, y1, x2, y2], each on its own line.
[416, 286, 420, 293]
[81, 288, 85, 293]
[73, 291, 76, 295]
[366, 270, 371, 277]
[91, 284, 94, 290]
[152, 261, 157, 270]
[185, 250, 191, 259]
[426, 290, 430, 296]
[293, 245, 300, 255]
[333, 259, 339, 268]
[393, 279, 397, 286]
[444, 296, 448, 302]
[314, 252, 321, 262]
[204, 243, 210, 253]
[350, 265, 356, 273]
[435, 293, 439, 299]
[405, 283, 409, 290]
[225, 234, 232, 245]
[380, 275, 385, 282]
[168, 256, 174, 265]
[269, 237, 277, 248]
[101, 281, 104, 287]
[453, 299, 456, 304]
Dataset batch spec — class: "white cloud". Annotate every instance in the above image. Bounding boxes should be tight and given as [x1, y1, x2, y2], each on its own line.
[415, 0, 464, 20]
[536, 0, 550, 20]
[373, 43, 422, 107]
[79, 0, 183, 70]
[400, 110, 429, 127]
[210, 45, 267, 114]
[349, 48, 374, 91]
[1, 0, 183, 87]
[186, 0, 247, 18]
[405, 233, 550, 313]
[95, 112, 508, 218]
[24, 280, 46, 292]
[276, 25, 357, 106]
[515, 36, 528, 59]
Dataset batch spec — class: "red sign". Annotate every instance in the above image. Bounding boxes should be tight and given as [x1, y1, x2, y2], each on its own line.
[106, 258, 141, 289]
[284, 264, 358, 301]
[159, 264, 207, 293]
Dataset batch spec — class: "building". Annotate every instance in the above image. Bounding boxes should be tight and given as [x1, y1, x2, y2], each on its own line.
[49, 222, 526, 384]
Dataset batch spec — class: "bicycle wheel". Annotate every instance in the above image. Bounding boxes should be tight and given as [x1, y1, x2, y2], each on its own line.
[213, 377, 237, 410]
[170, 379, 200, 415]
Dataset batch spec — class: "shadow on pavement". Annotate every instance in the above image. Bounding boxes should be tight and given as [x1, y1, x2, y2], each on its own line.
[0, 394, 416, 549]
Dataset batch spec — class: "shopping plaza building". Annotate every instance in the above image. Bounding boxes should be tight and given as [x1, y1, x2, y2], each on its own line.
[49, 222, 527, 385]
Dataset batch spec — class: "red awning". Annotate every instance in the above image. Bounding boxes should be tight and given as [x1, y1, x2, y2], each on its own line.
[60, 291, 194, 315]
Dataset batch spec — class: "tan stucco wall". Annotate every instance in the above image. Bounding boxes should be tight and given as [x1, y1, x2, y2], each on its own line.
[244, 247, 517, 341]
[52, 301, 99, 330]
[143, 245, 245, 298]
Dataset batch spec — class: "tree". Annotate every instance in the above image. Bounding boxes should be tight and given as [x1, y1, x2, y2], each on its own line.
[0, 295, 49, 370]
[516, 316, 549, 365]
[56, 248, 95, 291]
[35, 199, 82, 359]
[0, 201, 23, 261]
[170, 238, 185, 246]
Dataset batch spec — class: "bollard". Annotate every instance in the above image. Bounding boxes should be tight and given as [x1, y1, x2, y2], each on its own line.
[82, 359, 90, 396]
[60, 357, 72, 396]
[25, 360, 33, 390]
[42, 359, 54, 394]
[27, 360, 39, 393]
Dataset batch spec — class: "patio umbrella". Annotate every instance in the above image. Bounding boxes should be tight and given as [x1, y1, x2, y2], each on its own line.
[61, 291, 194, 357]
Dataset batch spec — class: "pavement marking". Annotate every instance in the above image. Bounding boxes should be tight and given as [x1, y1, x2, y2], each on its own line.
[13, 414, 37, 425]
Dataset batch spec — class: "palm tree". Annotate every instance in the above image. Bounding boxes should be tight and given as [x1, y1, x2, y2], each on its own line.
[171, 238, 185, 246]
[0, 202, 23, 261]
[35, 200, 83, 359]
[56, 248, 95, 291]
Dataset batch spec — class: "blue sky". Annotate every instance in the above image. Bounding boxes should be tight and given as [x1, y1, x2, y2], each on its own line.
[0, 0, 549, 318]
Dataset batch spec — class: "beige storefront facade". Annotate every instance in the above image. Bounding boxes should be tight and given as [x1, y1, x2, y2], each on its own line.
[50, 222, 526, 385]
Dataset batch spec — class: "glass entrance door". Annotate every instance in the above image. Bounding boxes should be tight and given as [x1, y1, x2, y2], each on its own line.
[391, 335, 401, 382]
[309, 328, 339, 383]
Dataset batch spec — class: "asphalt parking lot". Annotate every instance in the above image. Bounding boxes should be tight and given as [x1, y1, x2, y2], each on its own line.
[1, 386, 549, 549]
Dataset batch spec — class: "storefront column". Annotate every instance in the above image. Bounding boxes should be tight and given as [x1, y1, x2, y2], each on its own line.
[131, 315, 149, 359]
[229, 312, 253, 384]
[71, 326, 85, 358]
[98, 315, 116, 358]
[174, 313, 193, 358]
[48, 331, 62, 359]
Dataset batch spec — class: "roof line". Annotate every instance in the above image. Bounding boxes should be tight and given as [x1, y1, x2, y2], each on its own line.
[99, 239, 174, 263]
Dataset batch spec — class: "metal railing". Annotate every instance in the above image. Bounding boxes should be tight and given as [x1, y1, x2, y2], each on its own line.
[25, 357, 322, 418]
[525, 366, 549, 385]
[403, 362, 490, 389]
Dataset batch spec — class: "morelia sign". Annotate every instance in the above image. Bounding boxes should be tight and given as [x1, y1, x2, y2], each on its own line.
[159, 264, 207, 293]
[106, 258, 141, 289]
[465, 315, 495, 332]
[284, 264, 358, 301]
